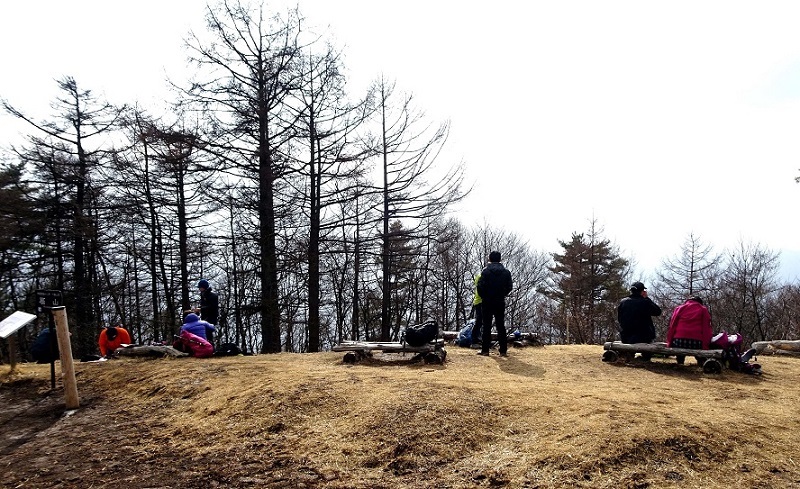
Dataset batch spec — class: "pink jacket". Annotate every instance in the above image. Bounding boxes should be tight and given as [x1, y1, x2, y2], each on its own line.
[666, 299, 712, 349]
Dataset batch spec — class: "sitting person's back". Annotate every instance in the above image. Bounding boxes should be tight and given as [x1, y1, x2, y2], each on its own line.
[617, 282, 662, 344]
[31, 327, 58, 363]
[181, 313, 215, 341]
[666, 295, 712, 350]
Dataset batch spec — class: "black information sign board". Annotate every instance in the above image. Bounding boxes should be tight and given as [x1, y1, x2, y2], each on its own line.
[36, 289, 63, 313]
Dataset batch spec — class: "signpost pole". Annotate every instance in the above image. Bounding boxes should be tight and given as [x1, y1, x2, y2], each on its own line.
[49, 315, 56, 389]
[51, 306, 79, 409]
[36, 289, 63, 390]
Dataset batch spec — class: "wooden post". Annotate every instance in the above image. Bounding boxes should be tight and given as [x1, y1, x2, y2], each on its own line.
[51, 306, 79, 409]
[7, 335, 18, 371]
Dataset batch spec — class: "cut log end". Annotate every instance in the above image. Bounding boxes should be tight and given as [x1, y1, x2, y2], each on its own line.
[602, 350, 619, 363]
[423, 350, 446, 364]
[702, 359, 723, 374]
[343, 351, 362, 364]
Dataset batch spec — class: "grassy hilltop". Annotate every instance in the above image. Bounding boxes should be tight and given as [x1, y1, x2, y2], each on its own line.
[1, 345, 799, 488]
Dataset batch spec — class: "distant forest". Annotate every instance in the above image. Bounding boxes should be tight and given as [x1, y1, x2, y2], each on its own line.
[2, 1, 798, 359]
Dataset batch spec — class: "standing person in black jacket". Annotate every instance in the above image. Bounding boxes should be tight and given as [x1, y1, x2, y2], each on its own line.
[195, 279, 219, 343]
[617, 281, 662, 361]
[476, 251, 513, 357]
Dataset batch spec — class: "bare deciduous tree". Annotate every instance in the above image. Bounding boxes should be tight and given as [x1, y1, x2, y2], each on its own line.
[3, 77, 125, 355]
[370, 78, 467, 340]
[180, 0, 304, 352]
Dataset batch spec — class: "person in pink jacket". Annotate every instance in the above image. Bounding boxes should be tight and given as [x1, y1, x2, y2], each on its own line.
[666, 295, 713, 365]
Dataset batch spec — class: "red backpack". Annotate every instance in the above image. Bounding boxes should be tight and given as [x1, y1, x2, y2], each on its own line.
[177, 330, 214, 358]
[711, 332, 761, 375]
[711, 332, 743, 351]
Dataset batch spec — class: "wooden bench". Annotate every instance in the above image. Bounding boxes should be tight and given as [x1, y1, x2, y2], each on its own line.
[602, 341, 725, 373]
[332, 339, 447, 364]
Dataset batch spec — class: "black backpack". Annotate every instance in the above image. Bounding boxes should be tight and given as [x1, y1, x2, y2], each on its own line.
[403, 321, 439, 347]
[214, 342, 243, 356]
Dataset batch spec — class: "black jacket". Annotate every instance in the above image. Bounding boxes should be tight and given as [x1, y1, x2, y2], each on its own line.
[617, 292, 662, 343]
[200, 288, 219, 326]
[476, 262, 513, 304]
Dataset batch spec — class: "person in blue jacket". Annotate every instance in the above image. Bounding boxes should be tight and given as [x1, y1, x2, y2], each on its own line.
[181, 313, 215, 342]
[30, 327, 58, 363]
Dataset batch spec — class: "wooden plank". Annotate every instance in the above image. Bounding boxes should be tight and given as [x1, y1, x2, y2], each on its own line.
[603, 341, 724, 359]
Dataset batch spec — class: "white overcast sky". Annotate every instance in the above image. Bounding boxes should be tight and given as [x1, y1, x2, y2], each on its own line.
[1, 1, 799, 281]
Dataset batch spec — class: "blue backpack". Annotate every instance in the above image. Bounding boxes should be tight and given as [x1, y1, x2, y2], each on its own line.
[456, 321, 474, 347]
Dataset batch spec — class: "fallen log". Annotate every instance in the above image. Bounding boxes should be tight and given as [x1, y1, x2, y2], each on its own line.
[765, 348, 800, 357]
[115, 345, 188, 358]
[751, 340, 800, 354]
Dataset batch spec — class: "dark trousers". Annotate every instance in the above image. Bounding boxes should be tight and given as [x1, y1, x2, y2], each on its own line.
[482, 301, 507, 354]
[671, 337, 703, 365]
[470, 304, 483, 344]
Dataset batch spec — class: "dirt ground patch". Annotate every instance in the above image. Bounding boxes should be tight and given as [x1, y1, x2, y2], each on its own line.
[1, 344, 799, 488]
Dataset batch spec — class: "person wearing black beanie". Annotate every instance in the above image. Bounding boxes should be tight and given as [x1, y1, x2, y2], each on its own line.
[195, 279, 219, 343]
[476, 251, 513, 357]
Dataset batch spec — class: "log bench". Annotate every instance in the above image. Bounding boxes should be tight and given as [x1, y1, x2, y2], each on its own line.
[602, 341, 725, 373]
[332, 339, 447, 364]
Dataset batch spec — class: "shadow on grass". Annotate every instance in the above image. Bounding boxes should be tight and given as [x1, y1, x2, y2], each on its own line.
[337, 351, 449, 370]
[492, 353, 546, 378]
[604, 356, 766, 384]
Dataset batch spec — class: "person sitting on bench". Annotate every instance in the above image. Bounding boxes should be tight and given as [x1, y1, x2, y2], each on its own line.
[666, 295, 712, 365]
[617, 281, 662, 361]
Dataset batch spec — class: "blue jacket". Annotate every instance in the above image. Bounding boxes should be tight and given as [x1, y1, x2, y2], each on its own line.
[181, 313, 215, 341]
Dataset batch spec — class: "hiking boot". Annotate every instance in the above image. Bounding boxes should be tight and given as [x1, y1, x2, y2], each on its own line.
[499, 351, 508, 357]
[477, 351, 489, 356]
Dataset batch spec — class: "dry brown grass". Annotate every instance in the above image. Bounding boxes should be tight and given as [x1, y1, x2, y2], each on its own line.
[2, 344, 799, 488]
